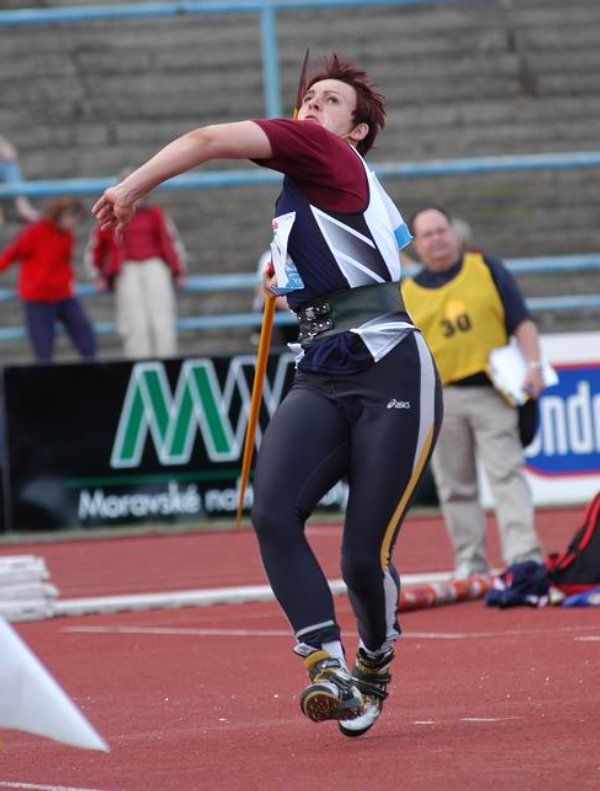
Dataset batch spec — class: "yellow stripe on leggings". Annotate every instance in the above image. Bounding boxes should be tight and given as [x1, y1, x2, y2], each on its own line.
[379, 423, 435, 571]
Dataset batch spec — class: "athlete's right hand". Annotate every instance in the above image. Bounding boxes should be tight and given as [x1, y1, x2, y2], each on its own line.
[92, 186, 137, 234]
[261, 258, 277, 298]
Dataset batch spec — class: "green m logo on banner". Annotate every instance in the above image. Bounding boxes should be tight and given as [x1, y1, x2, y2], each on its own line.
[110, 356, 294, 468]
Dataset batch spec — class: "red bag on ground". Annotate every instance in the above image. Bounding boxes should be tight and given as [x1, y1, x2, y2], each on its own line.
[547, 491, 600, 595]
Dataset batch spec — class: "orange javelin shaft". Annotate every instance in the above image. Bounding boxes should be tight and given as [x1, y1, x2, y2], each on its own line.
[235, 294, 276, 529]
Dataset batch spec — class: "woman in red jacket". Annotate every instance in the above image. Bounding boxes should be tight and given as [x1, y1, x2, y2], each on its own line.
[85, 190, 186, 360]
[0, 196, 96, 363]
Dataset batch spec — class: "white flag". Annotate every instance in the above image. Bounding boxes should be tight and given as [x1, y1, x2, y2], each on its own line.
[0, 618, 109, 751]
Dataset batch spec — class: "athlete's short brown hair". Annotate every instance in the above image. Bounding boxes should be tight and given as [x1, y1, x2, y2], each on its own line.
[306, 54, 386, 156]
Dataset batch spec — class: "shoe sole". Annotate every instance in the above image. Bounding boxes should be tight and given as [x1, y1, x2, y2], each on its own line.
[338, 698, 383, 738]
[300, 687, 362, 723]
[338, 719, 377, 738]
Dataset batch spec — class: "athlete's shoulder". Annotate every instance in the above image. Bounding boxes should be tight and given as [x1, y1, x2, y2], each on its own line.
[253, 118, 355, 158]
[254, 117, 334, 138]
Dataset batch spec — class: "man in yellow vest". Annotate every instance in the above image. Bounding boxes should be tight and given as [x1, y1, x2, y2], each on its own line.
[401, 206, 544, 578]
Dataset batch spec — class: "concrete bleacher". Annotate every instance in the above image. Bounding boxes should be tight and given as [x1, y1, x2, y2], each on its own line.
[0, 0, 599, 361]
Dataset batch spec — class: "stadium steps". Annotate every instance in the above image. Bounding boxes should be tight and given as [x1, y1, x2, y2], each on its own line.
[0, 0, 599, 362]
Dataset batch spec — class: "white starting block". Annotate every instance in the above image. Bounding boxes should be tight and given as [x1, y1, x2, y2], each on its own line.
[0, 555, 59, 621]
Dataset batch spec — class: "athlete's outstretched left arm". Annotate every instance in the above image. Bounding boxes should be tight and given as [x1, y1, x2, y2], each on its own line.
[92, 121, 272, 233]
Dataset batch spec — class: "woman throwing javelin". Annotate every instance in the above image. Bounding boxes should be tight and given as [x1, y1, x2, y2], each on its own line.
[93, 54, 442, 738]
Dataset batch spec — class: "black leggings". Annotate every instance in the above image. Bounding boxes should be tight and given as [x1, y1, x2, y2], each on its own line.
[251, 332, 442, 653]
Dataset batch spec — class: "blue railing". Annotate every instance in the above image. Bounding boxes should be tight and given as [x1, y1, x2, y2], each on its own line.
[3, 151, 600, 200]
[0, 254, 598, 306]
[0, 252, 598, 343]
[1, 295, 599, 343]
[0, 254, 599, 307]
[0, 298, 598, 343]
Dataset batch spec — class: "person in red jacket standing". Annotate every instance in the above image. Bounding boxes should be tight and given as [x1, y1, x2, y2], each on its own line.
[0, 196, 96, 363]
[85, 184, 186, 359]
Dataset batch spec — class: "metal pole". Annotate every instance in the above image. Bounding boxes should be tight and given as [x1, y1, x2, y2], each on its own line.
[260, 5, 282, 117]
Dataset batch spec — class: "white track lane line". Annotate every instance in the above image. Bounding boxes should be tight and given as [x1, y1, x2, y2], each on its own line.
[61, 624, 600, 640]
[62, 626, 290, 637]
[406, 624, 600, 639]
[460, 716, 520, 723]
[413, 716, 522, 726]
[0, 783, 111, 791]
[60, 626, 470, 639]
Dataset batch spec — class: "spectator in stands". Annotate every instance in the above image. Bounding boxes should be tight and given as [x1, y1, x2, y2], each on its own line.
[0, 133, 39, 224]
[251, 249, 297, 348]
[0, 196, 96, 363]
[401, 206, 544, 578]
[85, 177, 186, 360]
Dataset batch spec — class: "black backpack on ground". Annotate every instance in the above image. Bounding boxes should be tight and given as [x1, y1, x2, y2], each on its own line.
[547, 492, 600, 594]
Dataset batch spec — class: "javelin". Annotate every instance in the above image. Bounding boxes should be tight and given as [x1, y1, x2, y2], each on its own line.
[235, 49, 310, 529]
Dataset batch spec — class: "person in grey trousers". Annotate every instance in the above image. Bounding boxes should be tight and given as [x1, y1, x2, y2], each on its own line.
[402, 206, 545, 578]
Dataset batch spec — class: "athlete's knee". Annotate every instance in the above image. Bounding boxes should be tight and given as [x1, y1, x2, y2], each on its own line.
[251, 498, 301, 547]
[341, 551, 381, 591]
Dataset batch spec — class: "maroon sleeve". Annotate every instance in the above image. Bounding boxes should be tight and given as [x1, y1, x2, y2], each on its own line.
[252, 118, 368, 212]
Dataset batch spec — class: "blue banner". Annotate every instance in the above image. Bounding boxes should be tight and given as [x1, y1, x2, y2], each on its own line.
[525, 363, 600, 476]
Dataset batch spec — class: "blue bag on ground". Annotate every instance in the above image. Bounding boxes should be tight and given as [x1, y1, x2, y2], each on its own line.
[485, 561, 550, 608]
[561, 585, 600, 607]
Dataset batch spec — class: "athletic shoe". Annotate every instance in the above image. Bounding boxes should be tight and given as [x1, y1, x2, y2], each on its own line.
[338, 647, 394, 737]
[299, 649, 363, 723]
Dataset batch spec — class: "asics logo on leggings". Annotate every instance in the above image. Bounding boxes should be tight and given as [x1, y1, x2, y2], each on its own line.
[387, 399, 411, 409]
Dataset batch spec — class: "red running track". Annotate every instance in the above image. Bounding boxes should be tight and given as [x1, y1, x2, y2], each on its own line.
[1, 508, 599, 791]
[0, 507, 583, 598]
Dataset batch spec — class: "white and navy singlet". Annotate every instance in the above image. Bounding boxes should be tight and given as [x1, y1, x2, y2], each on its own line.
[253, 117, 414, 373]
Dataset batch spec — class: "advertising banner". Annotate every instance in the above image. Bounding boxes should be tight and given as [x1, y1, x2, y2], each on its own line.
[479, 332, 600, 507]
[2, 353, 326, 530]
[522, 332, 600, 504]
[2, 332, 597, 531]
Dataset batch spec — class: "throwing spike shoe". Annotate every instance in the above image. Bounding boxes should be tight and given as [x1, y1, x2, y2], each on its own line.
[299, 650, 363, 723]
[338, 647, 394, 738]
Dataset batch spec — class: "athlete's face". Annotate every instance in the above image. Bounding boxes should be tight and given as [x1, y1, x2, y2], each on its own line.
[412, 209, 461, 272]
[298, 79, 368, 148]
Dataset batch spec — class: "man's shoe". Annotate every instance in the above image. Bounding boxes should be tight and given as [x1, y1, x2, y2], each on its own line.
[454, 562, 490, 580]
[338, 647, 394, 737]
[299, 650, 363, 723]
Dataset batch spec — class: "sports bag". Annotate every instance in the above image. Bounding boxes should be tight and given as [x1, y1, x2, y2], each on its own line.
[485, 561, 549, 608]
[547, 491, 600, 595]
